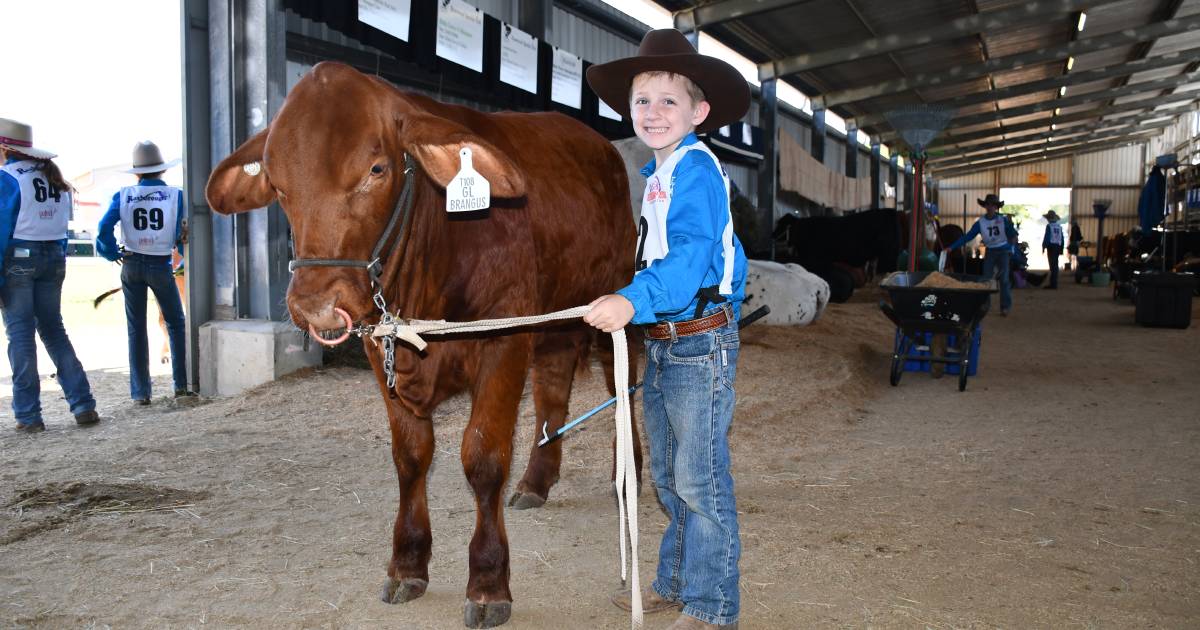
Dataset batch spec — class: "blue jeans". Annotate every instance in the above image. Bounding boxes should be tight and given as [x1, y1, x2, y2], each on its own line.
[1046, 246, 1062, 288]
[121, 254, 187, 399]
[1, 241, 95, 426]
[643, 308, 740, 626]
[982, 248, 1012, 312]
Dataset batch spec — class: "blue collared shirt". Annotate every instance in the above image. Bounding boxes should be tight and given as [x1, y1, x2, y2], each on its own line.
[616, 133, 747, 325]
[0, 156, 70, 286]
[96, 178, 186, 262]
[948, 213, 1018, 251]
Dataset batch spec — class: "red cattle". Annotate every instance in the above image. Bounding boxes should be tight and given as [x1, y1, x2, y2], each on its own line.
[206, 62, 641, 628]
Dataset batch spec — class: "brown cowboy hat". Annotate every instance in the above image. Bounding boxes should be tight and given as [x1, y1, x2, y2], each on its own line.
[977, 193, 1004, 208]
[586, 29, 750, 134]
[1043, 210, 1060, 222]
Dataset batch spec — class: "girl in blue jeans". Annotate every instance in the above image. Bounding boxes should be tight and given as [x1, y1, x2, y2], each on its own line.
[0, 119, 100, 432]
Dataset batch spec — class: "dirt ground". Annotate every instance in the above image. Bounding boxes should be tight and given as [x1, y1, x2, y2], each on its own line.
[2, 276, 1198, 629]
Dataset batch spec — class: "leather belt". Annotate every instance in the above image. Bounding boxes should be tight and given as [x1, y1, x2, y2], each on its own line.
[645, 305, 732, 341]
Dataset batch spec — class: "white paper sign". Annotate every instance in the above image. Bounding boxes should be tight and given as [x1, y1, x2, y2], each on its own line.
[551, 47, 583, 110]
[500, 22, 538, 95]
[437, 0, 484, 73]
[598, 98, 621, 121]
[358, 0, 411, 42]
[446, 147, 491, 212]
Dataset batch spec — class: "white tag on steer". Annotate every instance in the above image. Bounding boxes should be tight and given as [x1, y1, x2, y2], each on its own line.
[446, 147, 490, 212]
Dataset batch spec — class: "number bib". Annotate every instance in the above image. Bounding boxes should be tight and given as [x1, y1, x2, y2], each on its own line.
[118, 185, 180, 255]
[0, 160, 71, 241]
[634, 142, 736, 295]
[1047, 223, 1063, 246]
[979, 215, 1009, 249]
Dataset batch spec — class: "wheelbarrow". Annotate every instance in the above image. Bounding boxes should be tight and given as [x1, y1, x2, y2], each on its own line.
[879, 271, 998, 391]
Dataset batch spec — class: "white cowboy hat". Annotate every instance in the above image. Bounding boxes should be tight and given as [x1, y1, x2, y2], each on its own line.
[126, 140, 181, 174]
[0, 118, 57, 160]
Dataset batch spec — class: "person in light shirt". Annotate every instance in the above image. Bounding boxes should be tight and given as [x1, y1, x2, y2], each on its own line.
[0, 118, 102, 432]
[96, 141, 192, 405]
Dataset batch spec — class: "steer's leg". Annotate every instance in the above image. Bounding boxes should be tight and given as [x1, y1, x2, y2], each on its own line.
[367, 344, 435, 605]
[462, 335, 532, 628]
[509, 328, 588, 510]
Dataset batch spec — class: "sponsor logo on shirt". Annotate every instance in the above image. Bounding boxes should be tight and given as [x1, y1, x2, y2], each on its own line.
[126, 191, 171, 203]
[645, 176, 667, 203]
[15, 165, 41, 175]
[38, 209, 57, 219]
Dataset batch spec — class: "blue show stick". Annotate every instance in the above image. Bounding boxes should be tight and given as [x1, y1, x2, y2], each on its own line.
[536, 305, 770, 447]
[538, 384, 641, 447]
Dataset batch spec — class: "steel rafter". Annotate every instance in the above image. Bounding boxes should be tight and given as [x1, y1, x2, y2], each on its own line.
[924, 101, 1198, 148]
[815, 15, 1200, 109]
[673, 0, 814, 32]
[759, 0, 1128, 80]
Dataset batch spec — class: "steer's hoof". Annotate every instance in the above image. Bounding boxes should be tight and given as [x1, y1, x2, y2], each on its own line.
[464, 599, 512, 628]
[381, 577, 428, 604]
[507, 490, 546, 510]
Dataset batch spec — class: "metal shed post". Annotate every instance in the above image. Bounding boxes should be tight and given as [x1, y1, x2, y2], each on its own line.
[871, 139, 883, 207]
[182, 0, 213, 393]
[189, 0, 321, 396]
[758, 78, 779, 259]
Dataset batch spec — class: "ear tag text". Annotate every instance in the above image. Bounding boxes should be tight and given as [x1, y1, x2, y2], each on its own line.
[446, 147, 491, 213]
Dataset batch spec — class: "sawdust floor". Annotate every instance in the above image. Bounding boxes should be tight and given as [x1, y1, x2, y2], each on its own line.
[1, 281, 1198, 628]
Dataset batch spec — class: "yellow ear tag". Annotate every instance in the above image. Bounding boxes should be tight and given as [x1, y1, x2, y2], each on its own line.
[446, 147, 491, 212]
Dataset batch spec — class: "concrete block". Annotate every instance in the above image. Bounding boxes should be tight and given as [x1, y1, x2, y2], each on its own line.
[198, 320, 322, 397]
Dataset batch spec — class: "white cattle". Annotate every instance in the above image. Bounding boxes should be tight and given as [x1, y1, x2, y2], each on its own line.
[742, 259, 830, 326]
[612, 137, 652, 221]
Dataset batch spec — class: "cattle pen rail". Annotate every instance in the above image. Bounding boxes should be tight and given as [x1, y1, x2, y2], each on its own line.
[362, 304, 647, 628]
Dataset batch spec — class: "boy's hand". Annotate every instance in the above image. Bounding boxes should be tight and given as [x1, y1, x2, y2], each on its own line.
[584, 294, 634, 333]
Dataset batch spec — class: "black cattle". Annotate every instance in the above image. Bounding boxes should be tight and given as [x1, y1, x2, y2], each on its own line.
[772, 208, 901, 302]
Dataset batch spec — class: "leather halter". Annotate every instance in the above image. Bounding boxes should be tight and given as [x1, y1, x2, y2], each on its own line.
[287, 154, 417, 311]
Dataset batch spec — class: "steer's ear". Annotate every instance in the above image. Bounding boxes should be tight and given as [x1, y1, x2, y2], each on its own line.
[399, 114, 526, 198]
[206, 128, 277, 214]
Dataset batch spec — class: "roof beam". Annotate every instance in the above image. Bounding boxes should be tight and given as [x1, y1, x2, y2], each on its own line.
[759, 0, 1128, 80]
[929, 121, 1171, 167]
[813, 13, 1200, 109]
[925, 101, 1198, 148]
[885, 73, 1200, 131]
[931, 128, 1163, 173]
[916, 48, 1200, 115]
[933, 133, 1153, 178]
[673, 0, 813, 32]
[927, 119, 1171, 162]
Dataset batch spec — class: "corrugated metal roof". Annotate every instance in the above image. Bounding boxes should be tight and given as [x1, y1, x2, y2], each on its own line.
[658, 0, 1198, 177]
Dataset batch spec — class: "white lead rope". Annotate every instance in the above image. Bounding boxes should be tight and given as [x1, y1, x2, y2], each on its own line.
[373, 305, 643, 628]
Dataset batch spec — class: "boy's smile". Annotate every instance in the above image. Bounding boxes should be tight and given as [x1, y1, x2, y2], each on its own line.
[630, 73, 711, 165]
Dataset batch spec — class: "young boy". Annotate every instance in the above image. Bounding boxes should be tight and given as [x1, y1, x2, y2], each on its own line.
[584, 29, 750, 630]
[947, 193, 1018, 315]
[1041, 210, 1064, 289]
[96, 141, 190, 404]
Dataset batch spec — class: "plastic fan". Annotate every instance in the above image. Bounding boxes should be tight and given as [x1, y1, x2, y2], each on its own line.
[884, 104, 956, 153]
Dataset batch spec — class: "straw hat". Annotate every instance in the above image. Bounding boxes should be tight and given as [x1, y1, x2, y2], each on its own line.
[126, 141, 181, 174]
[585, 29, 750, 134]
[0, 118, 57, 160]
